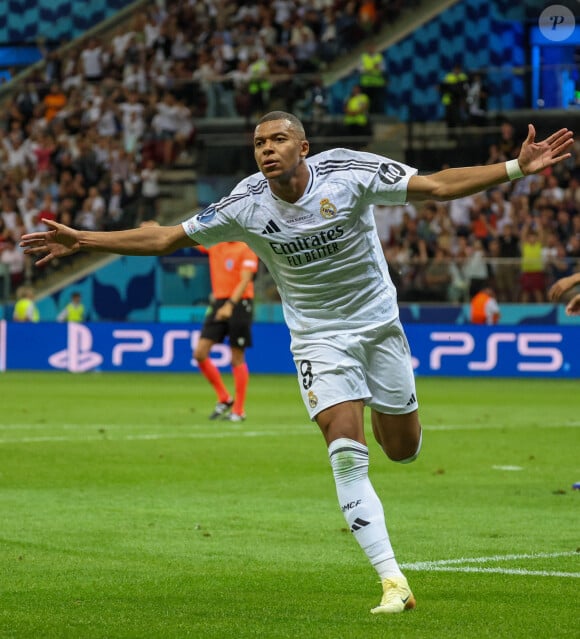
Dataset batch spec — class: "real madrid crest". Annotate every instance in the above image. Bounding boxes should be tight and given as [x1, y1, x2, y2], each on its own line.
[319, 198, 337, 219]
[308, 390, 318, 409]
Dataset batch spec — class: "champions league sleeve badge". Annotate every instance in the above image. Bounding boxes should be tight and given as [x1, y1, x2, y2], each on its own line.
[184, 206, 217, 234]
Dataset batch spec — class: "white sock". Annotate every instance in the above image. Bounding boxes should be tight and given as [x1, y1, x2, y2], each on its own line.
[328, 437, 403, 579]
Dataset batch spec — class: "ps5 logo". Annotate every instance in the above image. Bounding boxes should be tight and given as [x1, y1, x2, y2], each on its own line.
[48, 326, 231, 372]
[111, 329, 230, 367]
[429, 331, 564, 373]
[49, 323, 103, 372]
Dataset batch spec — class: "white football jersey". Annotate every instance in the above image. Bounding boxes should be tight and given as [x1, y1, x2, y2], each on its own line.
[182, 148, 417, 337]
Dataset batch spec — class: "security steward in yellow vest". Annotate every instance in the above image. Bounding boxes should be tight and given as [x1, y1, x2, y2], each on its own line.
[440, 64, 468, 128]
[248, 56, 271, 115]
[359, 44, 387, 113]
[57, 291, 85, 322]
[12, 286, 39, 322]
[344, 85, 371, 136]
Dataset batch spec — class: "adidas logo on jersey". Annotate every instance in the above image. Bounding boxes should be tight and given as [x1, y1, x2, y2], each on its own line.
[262, 220, 281, 235]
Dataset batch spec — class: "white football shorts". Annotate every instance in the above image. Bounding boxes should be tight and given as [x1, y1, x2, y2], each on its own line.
[291, 318, 418, 420]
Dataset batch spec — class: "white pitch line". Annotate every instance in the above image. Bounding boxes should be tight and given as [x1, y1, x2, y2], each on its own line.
[0, 421, 578, 445]
[425, 423, 580, 431]
[0, 429, 317, 445]
[404, 566, 580, 578]
[402, 551, 580, 578]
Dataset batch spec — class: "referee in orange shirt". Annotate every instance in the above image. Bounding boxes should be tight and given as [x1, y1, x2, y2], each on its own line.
[194, 242, 259, 421]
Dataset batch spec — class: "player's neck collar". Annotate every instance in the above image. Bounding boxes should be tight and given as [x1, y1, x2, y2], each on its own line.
[270, 165, 313, 202]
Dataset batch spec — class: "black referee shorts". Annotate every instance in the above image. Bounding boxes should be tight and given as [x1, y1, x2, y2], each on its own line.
[200, 298, 254, 349]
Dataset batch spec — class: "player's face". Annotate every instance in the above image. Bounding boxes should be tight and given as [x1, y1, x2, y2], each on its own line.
[253, 119, 309, 180]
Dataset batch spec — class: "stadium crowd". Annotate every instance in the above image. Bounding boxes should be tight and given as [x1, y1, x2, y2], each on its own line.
[1, 0, 579, 306]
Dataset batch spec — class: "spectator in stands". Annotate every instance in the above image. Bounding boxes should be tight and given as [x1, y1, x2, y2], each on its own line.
[193, 49, 237, 119]
[463, 238, 490, 297]
[73, 137, 103, 189]
[497, 120, 518, 160]
[15, 81, 41, 128]
[519, 225, 545, 303]
[541, 173, 565, 205]
[1, 196, 22, 236]
[18, 190, 40, 233]
[32, 132, 56, 176]
[547, 240, 573, 289]
[0, 217, 10, 249]
[1, 236, 26, 293]
[485, 142, 508, 166]
[102, 179, 130, 231]
[494, 221, 520, 302]
[470, 203, 495, 249]
[80, 38, 106, 84]
[447, 193, 473, 237]
[229, 59, 252, 117]
[268, 45, 299, 114]
[151, 91, 182, 166]
[173, 98, 195, 159]
[358, 0, 379, 34]
[423, 247, 452, 301]
[290, 15, 319, 73]
[21, 164, 41, 200]
[489, 188, 512, 230]
[139, 159, 161, 224]
[2, 130, 33, 179]
[465, 72, 488, 126]
[563, 175, 580, 209]
[554, 207, 572, 244]
[37, 191, 58, 225]
[319, 8, 340, 63]
[335, 1, 364, 54]
[42, 83, 67, 123]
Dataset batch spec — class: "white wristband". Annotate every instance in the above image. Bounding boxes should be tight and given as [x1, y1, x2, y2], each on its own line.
[505, 159, 524, 180]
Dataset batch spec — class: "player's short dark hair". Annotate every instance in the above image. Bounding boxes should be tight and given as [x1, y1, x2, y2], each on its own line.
[256, 111, 306, 138]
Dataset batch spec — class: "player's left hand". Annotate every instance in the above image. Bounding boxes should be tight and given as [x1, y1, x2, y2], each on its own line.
[518, 124, 574, 175]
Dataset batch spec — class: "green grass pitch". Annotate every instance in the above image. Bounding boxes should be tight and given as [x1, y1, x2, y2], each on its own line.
[1, 372, 578, 638]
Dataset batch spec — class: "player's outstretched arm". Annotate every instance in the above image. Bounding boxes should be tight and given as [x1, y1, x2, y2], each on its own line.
[407, 124, 574, 201]
[566, 293, 580, 316]
[548, 272, 580, 301]
[20, 219, 194, 267]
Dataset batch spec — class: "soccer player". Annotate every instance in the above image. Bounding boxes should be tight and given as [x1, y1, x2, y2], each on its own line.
[194, 242, 258, 421]
[20, 112, 573, 615]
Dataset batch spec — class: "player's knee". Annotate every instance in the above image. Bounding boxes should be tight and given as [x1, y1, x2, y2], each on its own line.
[394, 429, 423, 464]
[383, 429, 422, 464]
